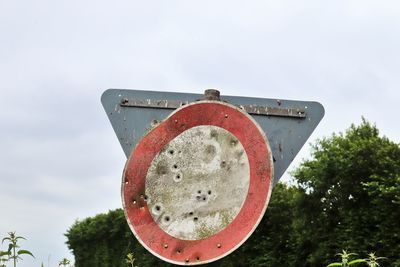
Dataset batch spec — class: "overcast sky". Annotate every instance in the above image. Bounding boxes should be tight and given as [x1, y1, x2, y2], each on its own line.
[1, 1, 399, 266]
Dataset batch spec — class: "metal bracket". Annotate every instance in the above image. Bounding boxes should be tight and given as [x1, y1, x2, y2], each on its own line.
[120, 98, 306, 118]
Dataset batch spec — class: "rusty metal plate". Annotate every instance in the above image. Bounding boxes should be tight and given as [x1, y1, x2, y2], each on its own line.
[122, 101, 273, 265]
[119, 98, 306, 118]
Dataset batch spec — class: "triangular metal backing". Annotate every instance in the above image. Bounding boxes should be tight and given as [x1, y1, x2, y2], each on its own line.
[101, 89, 324, 185]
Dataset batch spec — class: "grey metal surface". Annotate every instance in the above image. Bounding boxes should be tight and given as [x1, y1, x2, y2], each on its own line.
[101, 89, 324, 185]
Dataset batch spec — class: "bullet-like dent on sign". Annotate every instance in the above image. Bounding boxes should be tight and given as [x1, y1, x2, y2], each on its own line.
[145, 125, 250, 240]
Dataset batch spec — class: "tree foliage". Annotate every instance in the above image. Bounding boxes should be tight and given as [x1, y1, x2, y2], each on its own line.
[292, 119, 399, 266]
[65, 184, 299, 267]
[66, 119, 399, 266]
[65, 209, 154, 267]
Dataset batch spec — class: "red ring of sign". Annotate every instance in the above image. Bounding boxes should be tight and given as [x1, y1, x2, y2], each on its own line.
[122, 101, 273, 265]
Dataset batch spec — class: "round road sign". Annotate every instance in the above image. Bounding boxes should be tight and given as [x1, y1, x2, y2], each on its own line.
[122, 100, 273, 265]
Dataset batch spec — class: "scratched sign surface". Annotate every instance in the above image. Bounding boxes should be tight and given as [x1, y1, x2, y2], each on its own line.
[145, 125, 250, 240]
[101, 89, 325, 186]
[122, 101, 273, 265]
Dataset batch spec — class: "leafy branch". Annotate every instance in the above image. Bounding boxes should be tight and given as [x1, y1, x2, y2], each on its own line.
[126, 252, 137, 267]
[58, 257, 71, 267]
[1, 232, 34, 267]
[327, 250, 365, 267]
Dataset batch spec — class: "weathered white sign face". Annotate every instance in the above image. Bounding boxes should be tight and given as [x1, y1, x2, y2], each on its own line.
[122, 100, 273, 265]
[146, 125, 250, 240]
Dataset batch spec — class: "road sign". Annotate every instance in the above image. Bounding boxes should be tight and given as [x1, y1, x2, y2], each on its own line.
[101, 89, 324, 185]
[101, 88, 324, 265]
[122, 99, 273, 265]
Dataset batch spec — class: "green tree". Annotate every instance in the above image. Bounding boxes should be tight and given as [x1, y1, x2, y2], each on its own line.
[292, 119, 400, 266]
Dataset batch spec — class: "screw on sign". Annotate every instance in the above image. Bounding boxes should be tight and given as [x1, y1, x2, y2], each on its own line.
[101, 89, 324, 265]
